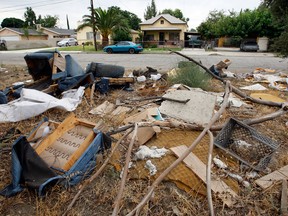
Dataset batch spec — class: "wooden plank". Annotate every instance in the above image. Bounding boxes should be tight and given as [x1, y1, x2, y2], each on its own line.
[52, 53, 66, 73]
[281, 180, 288, 216]
[171, 145, 237, 198]
[279, 165, 288, 178]
[107, 77, 134, 84]
[63, 130, 96, 171]
[35, 113, 78, 155]
[52, 53, 58, 74]
[255, 165, 288, 189]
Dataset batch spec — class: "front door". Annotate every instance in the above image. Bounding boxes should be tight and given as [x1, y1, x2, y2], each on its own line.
[159, 32, 164, 45]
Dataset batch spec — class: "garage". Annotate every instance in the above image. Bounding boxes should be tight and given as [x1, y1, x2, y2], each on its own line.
[0, 36, 20, 41]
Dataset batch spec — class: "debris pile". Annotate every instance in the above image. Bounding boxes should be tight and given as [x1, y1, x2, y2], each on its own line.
[0, 50, 287, 215]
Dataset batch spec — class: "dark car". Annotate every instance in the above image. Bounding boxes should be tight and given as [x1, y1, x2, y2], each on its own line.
[188, 35, 204, 48]
[240, 41, 259, 52]
[103, 41, 143, 54]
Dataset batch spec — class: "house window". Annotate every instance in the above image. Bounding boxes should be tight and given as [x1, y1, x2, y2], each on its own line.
[145, 34, 154, 41]
[160, 20, 164, 24]
[169, 32, 179, 41]
[86, 32, 101, 40]
[86, 32, 93, 40]
[96, 32, 101, 40]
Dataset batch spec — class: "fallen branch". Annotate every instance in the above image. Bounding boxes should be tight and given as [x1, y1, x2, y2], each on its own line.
[206, 130, 215, 216]
[112, 123, 138, 216]
[126, 81, 232, 216]
[127, 96, 190, 104]
[63, 129, 133, 216]
[170, 51, 283, 108]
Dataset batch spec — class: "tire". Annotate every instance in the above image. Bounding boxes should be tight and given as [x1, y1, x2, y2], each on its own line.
[75, 42, 78, 46]
[66, 43, 69, 47]
[129, 48, 135, 54]
[107, 48, 113, 54]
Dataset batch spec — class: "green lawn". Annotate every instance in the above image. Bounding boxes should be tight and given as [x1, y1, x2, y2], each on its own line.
[54, 45, 182, 53]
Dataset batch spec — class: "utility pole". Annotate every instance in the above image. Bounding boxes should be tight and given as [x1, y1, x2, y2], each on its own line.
[90, 0, 97, 51]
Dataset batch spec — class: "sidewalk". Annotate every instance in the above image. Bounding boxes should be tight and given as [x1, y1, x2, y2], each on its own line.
[180, 48, 275, 57]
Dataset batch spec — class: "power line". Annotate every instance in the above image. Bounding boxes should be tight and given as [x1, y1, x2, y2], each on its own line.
[0, 0, 75, 13]
[0, 0, 67, 10]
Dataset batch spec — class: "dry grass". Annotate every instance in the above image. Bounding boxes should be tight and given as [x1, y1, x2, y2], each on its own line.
[0, 65, 288, 215]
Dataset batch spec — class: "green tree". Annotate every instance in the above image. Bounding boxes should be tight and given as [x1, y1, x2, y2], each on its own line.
[197, 9, 279, 40]
[108, 6, 141, 30]
[24, 7, 37, 28]
[197, 10, 225, 39]
[78, 7, 129, 46]
[112, 28, 132, 43]
[144, 0, 157, 20]
[160, 8, 189, 22]
[38, 15, 59, 27]
[262, 0, 288, 56]
[1, 17, 24, 28]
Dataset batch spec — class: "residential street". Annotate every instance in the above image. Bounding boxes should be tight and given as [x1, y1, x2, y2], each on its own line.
[0, 48, 287, 73]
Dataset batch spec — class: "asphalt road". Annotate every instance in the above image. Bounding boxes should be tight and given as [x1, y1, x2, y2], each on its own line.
[0, 49, 287, 74]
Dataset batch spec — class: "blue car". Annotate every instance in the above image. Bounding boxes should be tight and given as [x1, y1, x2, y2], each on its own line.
[103, 41, 143, 54]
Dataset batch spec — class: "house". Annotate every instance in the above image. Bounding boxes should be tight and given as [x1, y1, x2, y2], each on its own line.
[0, 27, 48, 41]
[76, 22, 140, 45]
[140, 14, 188, 47]
[76, 24, 101, 45]
[36, 24, 76, 39]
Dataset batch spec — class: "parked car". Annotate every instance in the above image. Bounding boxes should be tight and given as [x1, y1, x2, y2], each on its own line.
[103, 41, 143, 54]
[188, 35, 204, 48]
[240, 41, 259, 52]
[57, 38, 78, 47]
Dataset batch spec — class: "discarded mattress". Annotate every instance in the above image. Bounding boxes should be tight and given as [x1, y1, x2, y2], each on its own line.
[0, 114, 111, 197]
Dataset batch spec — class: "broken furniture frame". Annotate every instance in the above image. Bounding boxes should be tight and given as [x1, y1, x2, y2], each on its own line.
[29, 113, 100, 172]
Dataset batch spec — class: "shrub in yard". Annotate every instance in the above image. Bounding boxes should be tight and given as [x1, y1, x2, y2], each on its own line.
[168, 61, 212, 90]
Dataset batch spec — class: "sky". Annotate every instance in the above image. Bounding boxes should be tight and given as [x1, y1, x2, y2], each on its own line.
[0, 0, 262, 30]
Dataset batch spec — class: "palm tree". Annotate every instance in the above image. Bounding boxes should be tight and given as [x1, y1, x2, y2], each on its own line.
[78, 7, 129, 46]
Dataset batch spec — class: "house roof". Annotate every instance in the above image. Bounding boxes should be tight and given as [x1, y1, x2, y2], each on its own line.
[140, 14, 186, 25]
[141, 27, 182, 31]
[0, 27, 47, 36]
[42, 28, 75, 36]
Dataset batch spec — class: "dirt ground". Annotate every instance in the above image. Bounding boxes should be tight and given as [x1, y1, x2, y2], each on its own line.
[0, 64, 288, 216]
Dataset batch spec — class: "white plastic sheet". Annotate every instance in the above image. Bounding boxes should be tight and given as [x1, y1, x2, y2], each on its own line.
[0, 87, 85, 123]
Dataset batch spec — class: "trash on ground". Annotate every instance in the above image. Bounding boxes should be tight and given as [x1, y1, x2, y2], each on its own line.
[240, 84, 267, 91]
[250, 93, 286, 103]
[214, 118, 279, 171]
[209, 59, 232, 78]
[89, 100, 115, 116]
[171, 145, 237, 206]
[255, 165, 288, 189]
[0, 86, 85, 123]
[134, 146, 169, 160]
[159, 90, 216, 126]
[0, 113, 111, 197]
[145, 160, 157, 176]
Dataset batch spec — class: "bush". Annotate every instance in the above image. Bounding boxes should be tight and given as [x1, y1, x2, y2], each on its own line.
[84, 41, 93, 46]
[168, 61, 212, 90]
[271, 31, 288, 57]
